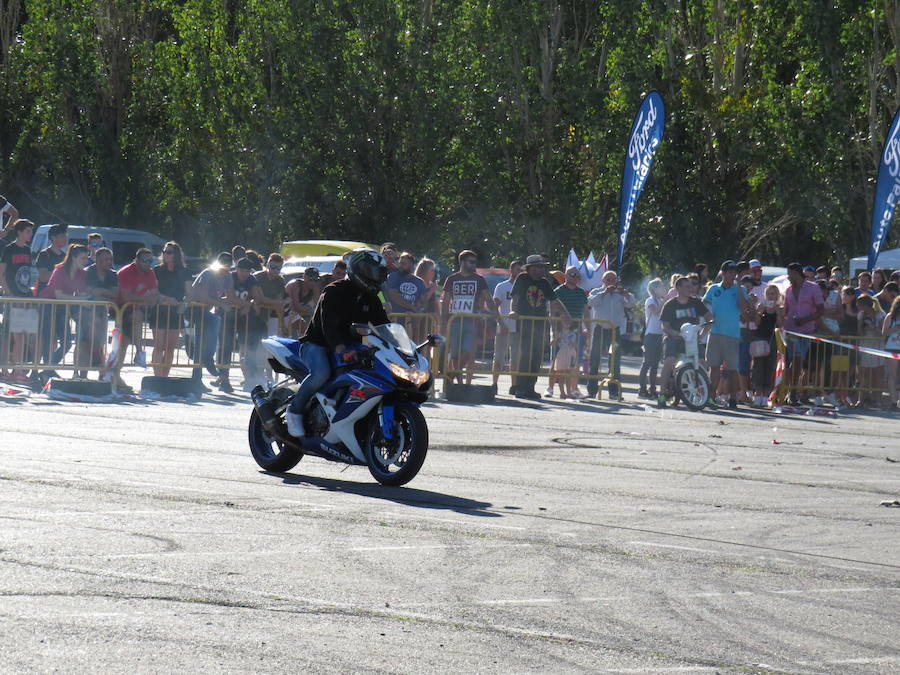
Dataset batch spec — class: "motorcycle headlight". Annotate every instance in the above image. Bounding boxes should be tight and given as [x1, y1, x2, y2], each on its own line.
[388, 362, 430, 386]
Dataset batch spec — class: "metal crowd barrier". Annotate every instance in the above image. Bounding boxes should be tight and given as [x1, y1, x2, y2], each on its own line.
[441, 313, 620, 398]
[124, 300, 290, 374]
[772, 329, 891, 405]
[0, 297, 118, 377]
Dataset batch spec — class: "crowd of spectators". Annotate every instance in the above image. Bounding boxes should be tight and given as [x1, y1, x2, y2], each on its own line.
[641, 260, 900, 410]
[2, 194, 899, 408]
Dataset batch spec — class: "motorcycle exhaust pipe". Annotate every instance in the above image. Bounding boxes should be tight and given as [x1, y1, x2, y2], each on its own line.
[251, 385, 279, 431]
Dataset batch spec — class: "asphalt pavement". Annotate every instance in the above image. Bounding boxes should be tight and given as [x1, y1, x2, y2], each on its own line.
[1, 366, 898, 674]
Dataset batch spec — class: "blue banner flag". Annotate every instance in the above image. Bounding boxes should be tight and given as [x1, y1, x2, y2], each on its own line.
[617, 91, 665, 269]
[869, 106, 900, 271]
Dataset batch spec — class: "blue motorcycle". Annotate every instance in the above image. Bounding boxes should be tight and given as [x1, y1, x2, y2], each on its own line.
[249, 323, 441, 486]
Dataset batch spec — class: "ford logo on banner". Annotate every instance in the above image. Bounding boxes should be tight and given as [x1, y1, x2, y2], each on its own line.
[869, 106, 900, 271]
[617, 91, 665, 270]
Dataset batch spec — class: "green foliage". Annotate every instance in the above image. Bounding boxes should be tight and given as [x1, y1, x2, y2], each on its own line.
[0, 0, 898, 275]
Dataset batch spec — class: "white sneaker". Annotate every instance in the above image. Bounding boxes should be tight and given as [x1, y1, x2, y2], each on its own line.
[570, 388, 586, 399]
[544, 386, 554, 397]
[133, 350, 147, 368]
[285, 412, 305, 438]
[813, 396, 824, 407]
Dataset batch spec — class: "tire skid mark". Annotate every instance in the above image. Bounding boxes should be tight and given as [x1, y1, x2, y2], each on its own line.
[1, 472, 898, 580]
[433, 411, 900, 444]
[0, 580, 728, 670]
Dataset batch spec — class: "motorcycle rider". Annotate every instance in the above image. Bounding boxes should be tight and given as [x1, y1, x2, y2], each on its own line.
[285, 248, 390, 438]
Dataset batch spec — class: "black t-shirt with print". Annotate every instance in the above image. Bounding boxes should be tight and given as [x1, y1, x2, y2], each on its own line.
[1, 242, 34, 297]
[510, 274, 557, 317]
[220, 271, 264, 331]
[660, 296, 709, 332]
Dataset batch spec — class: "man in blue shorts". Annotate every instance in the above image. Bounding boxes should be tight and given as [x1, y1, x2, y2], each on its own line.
[440, 250, 498, 385]
[702, 260, 751, 408]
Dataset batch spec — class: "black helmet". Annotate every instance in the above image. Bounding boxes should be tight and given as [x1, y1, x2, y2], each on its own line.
[347, 248, 388, 293]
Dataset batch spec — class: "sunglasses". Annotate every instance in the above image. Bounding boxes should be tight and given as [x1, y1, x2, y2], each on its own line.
[89, 241, 102, 247]
[269, 265, 282, 271]
[139, 257, 154, 264]
[163, 249, 176, 254]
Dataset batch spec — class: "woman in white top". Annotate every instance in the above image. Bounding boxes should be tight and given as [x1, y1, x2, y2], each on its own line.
[639, 278, 667, 398]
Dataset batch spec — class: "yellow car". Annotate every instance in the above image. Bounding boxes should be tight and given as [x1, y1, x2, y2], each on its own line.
[279, 239, 379, 259]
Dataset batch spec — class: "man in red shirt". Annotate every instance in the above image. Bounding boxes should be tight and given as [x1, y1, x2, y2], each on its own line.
[110, 248, 161, 392]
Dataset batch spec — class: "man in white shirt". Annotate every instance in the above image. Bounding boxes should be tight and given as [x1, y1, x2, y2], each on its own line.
[586, 270, 635, 397]
[492, 259, 521, 394]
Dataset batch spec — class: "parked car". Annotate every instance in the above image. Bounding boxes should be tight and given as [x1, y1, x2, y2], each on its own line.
[279, 239, 377, 259]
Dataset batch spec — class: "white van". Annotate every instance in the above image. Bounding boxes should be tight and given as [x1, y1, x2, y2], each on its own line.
[30, 224, 166, 269]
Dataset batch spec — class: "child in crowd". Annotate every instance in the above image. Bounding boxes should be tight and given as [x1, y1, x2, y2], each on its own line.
[551, 322, 580, 398]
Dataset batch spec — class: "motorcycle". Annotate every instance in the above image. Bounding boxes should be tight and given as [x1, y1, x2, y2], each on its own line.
[248, 323, 442, 486]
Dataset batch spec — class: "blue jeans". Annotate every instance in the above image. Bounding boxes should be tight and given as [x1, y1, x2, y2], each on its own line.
[38, 305, 70, 367]
[289, 342, 332, 414]
[190, 310, 221, 379]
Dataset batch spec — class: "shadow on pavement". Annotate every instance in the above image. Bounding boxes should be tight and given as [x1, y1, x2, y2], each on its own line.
[262, 471, 499, 517]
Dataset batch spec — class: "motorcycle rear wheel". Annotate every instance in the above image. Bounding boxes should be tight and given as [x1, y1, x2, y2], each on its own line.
[248, 409, 303, 472]
[364, 402, 428, 486]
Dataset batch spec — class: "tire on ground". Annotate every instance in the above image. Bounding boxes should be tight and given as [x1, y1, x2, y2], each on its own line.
[47, 378, 113, 397]
[444, 382, 495, 404]
[140, 376, 202, 397]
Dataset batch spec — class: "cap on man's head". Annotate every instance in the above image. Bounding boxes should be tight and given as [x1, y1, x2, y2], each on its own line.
[803, 265, 816, 273]
[524, 254, 546, 267]
[48, 223, 68, 238]
[720, 260, 738, 273]
[217, 252, 233, 266]
[236, 257, 254, 270]
[304, 267, 320, 280]
[749, 259, 762, 269]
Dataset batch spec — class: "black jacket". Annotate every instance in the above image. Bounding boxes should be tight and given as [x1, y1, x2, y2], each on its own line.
[302, 278, 389, 350]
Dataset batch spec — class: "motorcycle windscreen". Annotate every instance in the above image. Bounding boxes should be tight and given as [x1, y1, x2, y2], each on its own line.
[371, 323, 417, 357]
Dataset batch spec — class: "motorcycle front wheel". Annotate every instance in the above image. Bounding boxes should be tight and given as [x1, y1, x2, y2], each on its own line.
[364, 401, 428, 486]
[248, 409, 304, 472]
[674, 364, 711, 411]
